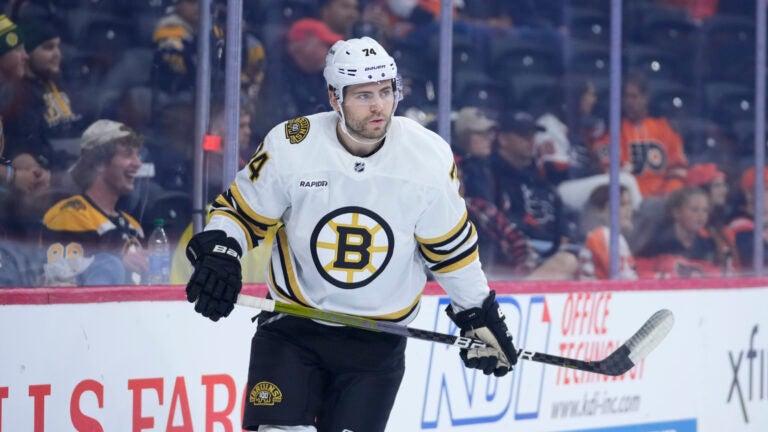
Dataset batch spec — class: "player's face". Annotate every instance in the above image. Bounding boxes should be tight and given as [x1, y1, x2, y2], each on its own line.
[102, 145, 142, 196]
[340, 81, 395, 141]
[673, 193, 709, 235]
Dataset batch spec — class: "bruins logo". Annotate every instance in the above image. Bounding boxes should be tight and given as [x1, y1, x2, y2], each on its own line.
[249, 381, 283, 406]
[310, 206, 394, 289]
[285, 117, 310, 144]
[5, 32, 18, 48]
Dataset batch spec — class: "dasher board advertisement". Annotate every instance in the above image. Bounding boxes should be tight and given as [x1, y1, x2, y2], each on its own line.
[0, 284, 766, 431]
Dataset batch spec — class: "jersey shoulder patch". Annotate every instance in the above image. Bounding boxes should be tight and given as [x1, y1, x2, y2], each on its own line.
[284, 116, 311, 144]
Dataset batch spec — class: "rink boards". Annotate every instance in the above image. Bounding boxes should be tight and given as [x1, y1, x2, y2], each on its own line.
[0, 279, 766, 431]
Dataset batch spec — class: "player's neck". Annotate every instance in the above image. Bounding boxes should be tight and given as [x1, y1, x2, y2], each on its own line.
[336, 124, 384, 157]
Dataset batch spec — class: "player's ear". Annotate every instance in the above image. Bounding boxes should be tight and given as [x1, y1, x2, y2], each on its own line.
[328, 88, 340, 112]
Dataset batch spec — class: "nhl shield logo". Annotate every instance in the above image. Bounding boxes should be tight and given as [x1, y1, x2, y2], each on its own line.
[354, 161, 365, 172]
[284, 117, 310, 144]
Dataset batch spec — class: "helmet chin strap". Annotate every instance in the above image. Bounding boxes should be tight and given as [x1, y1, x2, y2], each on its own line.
[335, 99, 399, 147]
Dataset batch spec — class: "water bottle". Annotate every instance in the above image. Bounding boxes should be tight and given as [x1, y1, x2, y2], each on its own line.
[147, 218, 170, 284]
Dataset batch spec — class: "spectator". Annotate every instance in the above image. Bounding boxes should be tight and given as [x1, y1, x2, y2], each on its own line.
[41, 120, 147, 286]
[203, 102, 254, 199]
[253, 18, 342, 137]
[320, 0, 361, 37]
[578, 184, 638, 280]
[151, 0, 204, 100]
[3, 17, 82, 171]
[491, 110, 578, 279]
[0, 13, 28, 179]
[728, 167, 768, 274]
[592, 71, 688, 198]
[453, 106, 496, 201]
[686, 162, 733, 267]
[635, 186, 723, 278]
[0, 152, 51, 240]
[563, 76, 605, 179]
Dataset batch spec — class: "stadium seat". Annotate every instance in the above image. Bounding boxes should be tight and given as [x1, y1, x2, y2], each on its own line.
[624, 44, 687, 85]
[565, 6, 610, 45]
[700, 15, 755, 82]
[637, 9, 700, 56]
[564, 40, 609, 77]
[452, 70, 505, 112]
[704, 82, 755, 124]
[647, 79, 699, 121]
[489, 36, 561, 82]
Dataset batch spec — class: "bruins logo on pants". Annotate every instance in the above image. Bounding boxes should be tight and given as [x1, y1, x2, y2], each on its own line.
[310, 206, 394, 289]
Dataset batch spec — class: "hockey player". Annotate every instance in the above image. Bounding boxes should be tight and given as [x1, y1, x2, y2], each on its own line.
[184, 37, 518, 431]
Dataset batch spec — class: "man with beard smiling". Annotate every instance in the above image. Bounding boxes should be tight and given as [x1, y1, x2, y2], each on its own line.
[183, 37, 518, 431]
[3, 17, 81, 170]
[41, 119, 147, 286]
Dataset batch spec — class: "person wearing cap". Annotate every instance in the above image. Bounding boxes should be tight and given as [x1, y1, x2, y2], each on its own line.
[454, 106, 496, 201]
[0, 14, 28, 186]
[2, 17, 81, 170]
[728, 167, 768, 273]
[252, 18, 343, 137]
[490, 110, 579, 279]
[40, 119, 147, 286]
[182, 36, 519, 431]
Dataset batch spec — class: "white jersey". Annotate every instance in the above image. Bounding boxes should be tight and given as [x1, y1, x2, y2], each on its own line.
[207, 111, 490, 323]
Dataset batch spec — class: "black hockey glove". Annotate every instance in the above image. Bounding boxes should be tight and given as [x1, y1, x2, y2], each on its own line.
[446, 290, 518, 377]
[185, 230, 243, 322]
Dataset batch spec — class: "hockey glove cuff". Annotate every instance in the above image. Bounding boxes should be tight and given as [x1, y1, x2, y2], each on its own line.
[446, 290, 518, 376]
[185, 230, 243, 322]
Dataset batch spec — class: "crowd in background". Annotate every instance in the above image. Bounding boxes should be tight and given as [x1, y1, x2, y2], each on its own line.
[0, 0, 765, 286]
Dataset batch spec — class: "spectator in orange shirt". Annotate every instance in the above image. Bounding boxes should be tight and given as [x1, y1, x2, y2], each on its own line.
[593, 71, 688, 198]
[578, 184, 638, 280]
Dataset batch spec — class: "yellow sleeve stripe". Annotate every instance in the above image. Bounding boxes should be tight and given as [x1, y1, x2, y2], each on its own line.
[230, 183, 280, 226]
[213, 190, 274, 237]
[430, 244, 479, 274]
[419, 223, 475, 263]
[369, 294, 422, 321]
[275, 227, 312, 307]
[415, 209, 468, 246]
[209, 209, 256, 250]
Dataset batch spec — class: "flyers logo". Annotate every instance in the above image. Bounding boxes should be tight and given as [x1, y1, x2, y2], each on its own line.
[310, 206, 394, 289]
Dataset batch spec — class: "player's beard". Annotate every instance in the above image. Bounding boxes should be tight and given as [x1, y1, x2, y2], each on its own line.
[344, 110, 392, 143]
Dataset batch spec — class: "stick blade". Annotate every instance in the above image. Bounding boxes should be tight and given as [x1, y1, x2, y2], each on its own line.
[596, 309, 675, 376]
[625, 308, 675, 365]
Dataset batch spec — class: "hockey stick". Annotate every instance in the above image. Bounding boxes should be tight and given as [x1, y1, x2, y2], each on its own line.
[235, 294, 674, 376]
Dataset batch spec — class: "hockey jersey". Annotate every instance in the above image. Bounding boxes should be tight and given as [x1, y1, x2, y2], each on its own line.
[206, 111, 490, 323]
[41, 194, 144, 283]
[578, 227, 637, 280]
[593, 117, 688, 197]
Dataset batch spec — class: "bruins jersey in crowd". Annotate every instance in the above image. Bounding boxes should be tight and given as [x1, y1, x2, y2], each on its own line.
[42, 195, 144, 274]
[152, 13, 205, 95]
[206, 112, 489, 323]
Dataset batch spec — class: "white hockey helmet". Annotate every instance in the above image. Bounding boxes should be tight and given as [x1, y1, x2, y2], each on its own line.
[323, 36, 403, 104]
